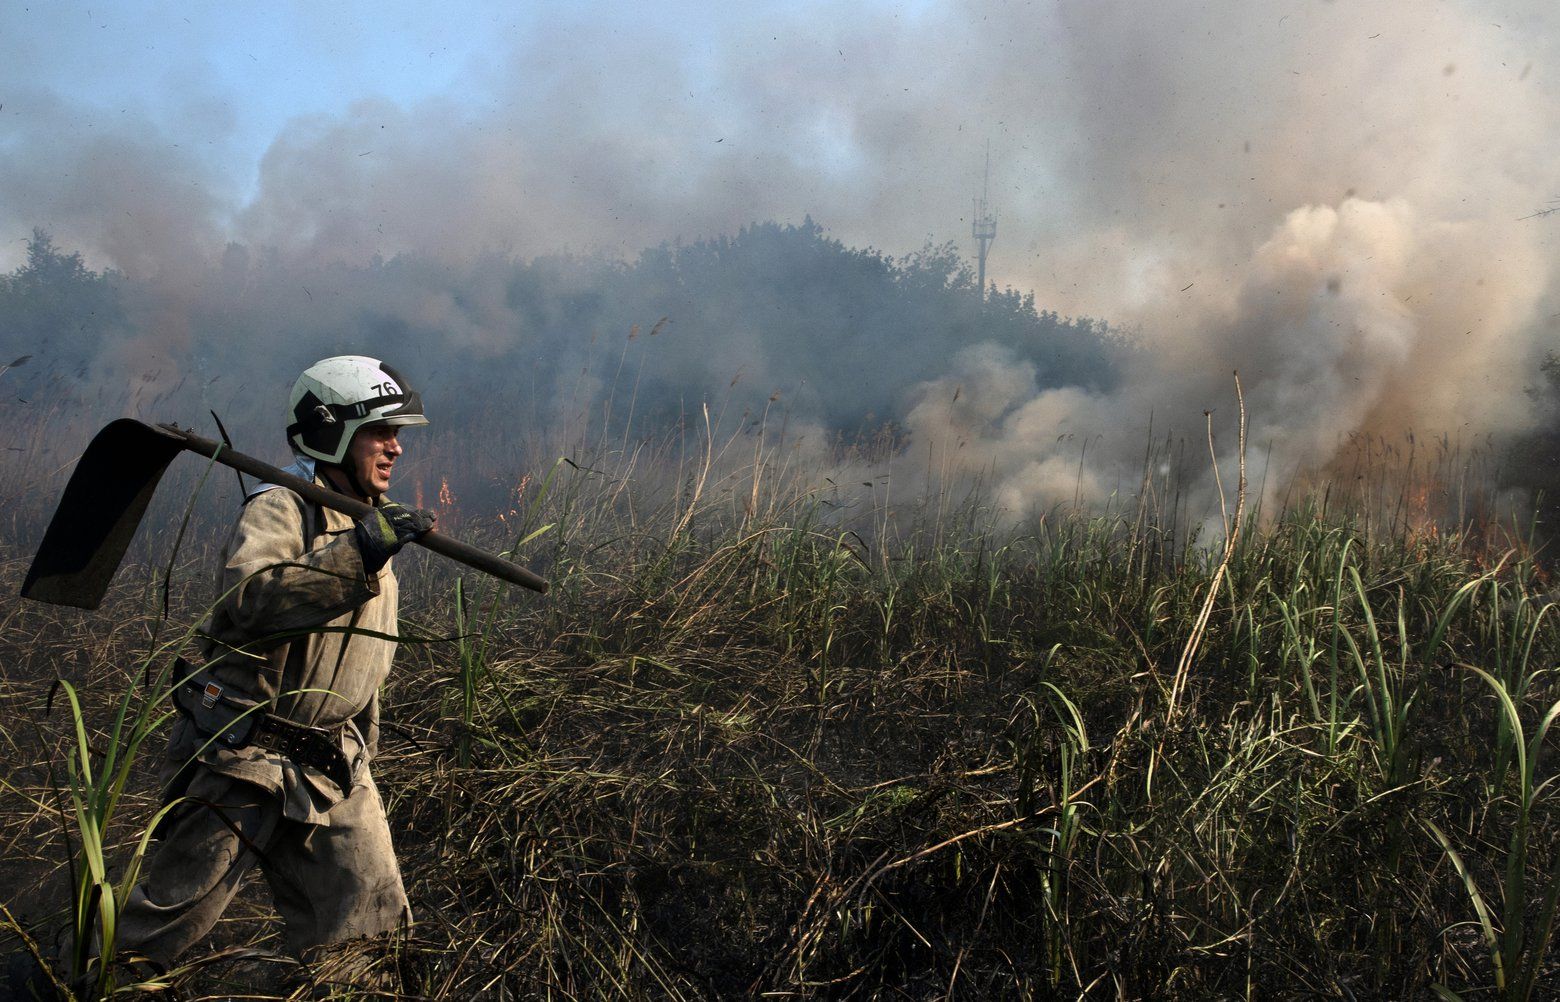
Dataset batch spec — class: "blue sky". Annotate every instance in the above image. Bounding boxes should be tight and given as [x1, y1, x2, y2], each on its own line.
[2, 2, 988, 257]
[4, 1, 959, 191]
[6, 3, 530, 193]
[2, 0, 1557, 499]
[1, 0, 1554, 321]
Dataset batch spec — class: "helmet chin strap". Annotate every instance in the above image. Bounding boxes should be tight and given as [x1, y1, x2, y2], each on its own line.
[322, 461, 376, 503]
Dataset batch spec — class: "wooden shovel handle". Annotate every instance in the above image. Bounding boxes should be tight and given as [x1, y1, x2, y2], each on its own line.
[161, 425, 550, 594]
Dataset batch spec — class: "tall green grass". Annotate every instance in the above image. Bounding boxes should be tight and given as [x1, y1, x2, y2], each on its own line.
[1, 410, 1556, 998]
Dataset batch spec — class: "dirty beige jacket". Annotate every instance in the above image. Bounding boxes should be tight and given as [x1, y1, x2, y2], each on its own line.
[166, 478, 400, 825]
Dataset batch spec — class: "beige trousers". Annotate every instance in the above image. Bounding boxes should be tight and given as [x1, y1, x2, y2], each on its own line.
[118, 766, 411, 968]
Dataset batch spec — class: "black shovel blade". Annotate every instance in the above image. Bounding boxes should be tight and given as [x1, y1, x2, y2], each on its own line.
[22, 419, 189, 609]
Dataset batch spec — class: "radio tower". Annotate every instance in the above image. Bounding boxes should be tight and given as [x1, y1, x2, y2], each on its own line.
[972, 143, 997, 300]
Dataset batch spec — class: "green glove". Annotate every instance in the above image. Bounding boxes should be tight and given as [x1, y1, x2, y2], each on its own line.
[355, 502, 436, 572]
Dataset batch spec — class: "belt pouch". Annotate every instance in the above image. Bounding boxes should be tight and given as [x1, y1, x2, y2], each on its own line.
[171, 660, 263, 750]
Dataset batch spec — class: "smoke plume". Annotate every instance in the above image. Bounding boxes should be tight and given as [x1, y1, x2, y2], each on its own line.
[0, 0, 1556, 519]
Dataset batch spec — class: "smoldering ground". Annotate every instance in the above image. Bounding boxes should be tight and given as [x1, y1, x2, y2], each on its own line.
[0, 0, 1557, 524]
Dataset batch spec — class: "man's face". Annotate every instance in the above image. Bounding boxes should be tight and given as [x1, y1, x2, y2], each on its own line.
[346, 424, 404, 497]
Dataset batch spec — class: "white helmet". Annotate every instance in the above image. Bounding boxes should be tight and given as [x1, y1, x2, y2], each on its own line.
[287, 355, 429, 464]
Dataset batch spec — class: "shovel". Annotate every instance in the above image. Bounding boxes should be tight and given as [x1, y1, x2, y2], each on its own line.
[21, 418, 549, 609]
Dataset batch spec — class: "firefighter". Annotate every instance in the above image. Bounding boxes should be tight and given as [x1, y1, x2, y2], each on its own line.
[119, 355, 436, 970]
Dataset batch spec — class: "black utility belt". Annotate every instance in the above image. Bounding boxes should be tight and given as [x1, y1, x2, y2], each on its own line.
[172, 667, 358, 793]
